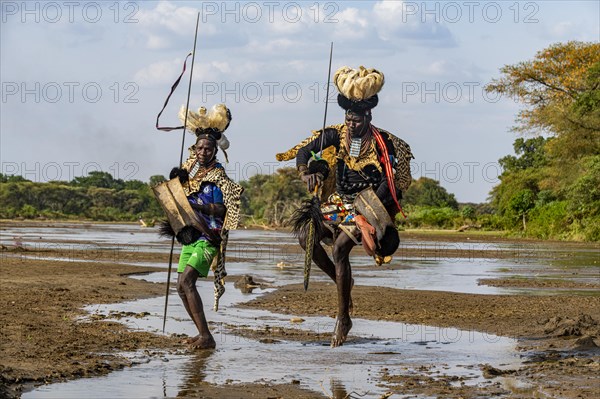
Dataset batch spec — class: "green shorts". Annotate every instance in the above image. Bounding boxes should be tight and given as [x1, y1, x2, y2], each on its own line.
[178, 240, 218, 277]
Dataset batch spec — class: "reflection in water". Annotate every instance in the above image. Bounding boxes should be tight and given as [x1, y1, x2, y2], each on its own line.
[330, 378, 349, 398]
[329, 378, 373, 399]
[176, 351, 213, 398]
[233, 275, 267, 294]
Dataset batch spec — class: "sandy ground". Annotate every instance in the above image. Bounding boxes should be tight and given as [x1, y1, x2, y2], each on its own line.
[236, 283, 600, 398]
[1, 225, 599, 398]
[0, 255, 320, 398]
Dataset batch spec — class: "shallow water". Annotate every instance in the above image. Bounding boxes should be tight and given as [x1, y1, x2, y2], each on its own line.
[4, 223, 597, 397]
[26, 274, 521, 398]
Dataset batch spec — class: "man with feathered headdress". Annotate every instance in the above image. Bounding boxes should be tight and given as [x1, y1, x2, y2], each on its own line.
[158, 104, 243, 349]
[277, 66, 414, 347]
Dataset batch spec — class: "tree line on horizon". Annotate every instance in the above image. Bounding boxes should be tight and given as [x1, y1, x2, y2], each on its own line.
[1, 41, 597, 241]
[0, 169, 465, 227]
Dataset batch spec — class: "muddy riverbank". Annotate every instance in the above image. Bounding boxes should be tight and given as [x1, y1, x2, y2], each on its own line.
[1, 222, 598, 398]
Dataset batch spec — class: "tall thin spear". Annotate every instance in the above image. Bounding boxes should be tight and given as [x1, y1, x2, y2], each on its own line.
[162, 11, 201, 334]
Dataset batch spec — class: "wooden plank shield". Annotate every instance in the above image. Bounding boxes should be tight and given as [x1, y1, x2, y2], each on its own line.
[152, 178, 202, 234]
[353, 187, 394, 241]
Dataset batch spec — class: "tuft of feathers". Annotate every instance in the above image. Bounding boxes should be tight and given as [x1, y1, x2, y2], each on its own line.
[217, 133, 230, 150]
[178, 104, 232, 137]
[176, 226, 203, 246]
[334, 66, 384, 102]
[289, 196, 324, 239]
[158, 220, 202, 246]
[169, 167, 189, 183]
[158, 220, 176, 239]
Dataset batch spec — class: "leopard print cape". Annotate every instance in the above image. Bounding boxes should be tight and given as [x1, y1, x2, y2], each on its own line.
[276, 124, 414, 200]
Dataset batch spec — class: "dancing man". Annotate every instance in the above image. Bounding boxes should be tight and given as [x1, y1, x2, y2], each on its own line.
[159, 104, 243, 349]
[277, 66, 414, 347]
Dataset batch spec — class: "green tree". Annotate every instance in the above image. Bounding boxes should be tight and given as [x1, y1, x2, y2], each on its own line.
[149, 175, 167, 186]
[508, 189, 536, 231]
[71, 171, 124, 190]
[0, 174, 29, 183]
[403, 177, 458, 209]
[20, 204, 38, 218]
[498, 137, 549, 173]
[487, 42, 600, 240]
[241, 168, 308, 226]
[572, 62, 600, 132]
[461, 206, 475, 221]
[566, 155, 600, 216]
[122, 180, 148, 191]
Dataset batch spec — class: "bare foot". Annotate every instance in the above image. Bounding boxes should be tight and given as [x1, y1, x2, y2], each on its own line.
[184, 335, 199, 344]
[190, 335, 216, 350]
[331, 315, 352, 348]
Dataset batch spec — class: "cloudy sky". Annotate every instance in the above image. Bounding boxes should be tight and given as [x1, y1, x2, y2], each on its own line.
[1, 1, 598, 202]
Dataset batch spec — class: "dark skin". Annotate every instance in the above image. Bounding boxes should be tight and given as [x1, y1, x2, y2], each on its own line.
[177, 138, 224, 349]
[300, 111, 372, 347]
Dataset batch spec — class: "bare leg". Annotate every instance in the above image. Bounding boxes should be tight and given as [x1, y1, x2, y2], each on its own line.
[331, 232, 356, 347]
[177, 267, 216, 349]
[176, 275, 199, 344]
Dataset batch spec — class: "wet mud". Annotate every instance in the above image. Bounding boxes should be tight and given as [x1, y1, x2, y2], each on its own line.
[1, 221, 599, 398]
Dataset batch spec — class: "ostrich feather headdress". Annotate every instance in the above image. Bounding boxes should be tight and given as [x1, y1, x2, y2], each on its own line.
[178, 104, 231, 150]
[333, 66, 385, 114]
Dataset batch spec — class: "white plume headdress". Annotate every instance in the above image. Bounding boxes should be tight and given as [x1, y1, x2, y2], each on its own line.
[333, 66, 384, 114]
[334, 66, 384, 101]
[178, 103, 231, 152]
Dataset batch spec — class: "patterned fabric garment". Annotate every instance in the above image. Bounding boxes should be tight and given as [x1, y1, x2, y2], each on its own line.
[182, 152, 244, 231]
[187, 181, 224, 241]
[321, 194, 355, 224]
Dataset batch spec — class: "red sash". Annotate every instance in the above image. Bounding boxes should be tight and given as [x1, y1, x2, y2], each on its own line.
[371, 126, 407, 218]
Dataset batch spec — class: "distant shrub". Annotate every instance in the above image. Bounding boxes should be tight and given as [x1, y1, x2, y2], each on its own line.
[398, 206, 459, 229]
[525, 201, 569, 239]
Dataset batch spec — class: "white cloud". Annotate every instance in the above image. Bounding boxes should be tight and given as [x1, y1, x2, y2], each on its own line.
[135, 1, 219, 50]
[146, 34, 171, 50]
[134, 59, 180, 86]
[137, 1, 199, 35]
[421, 59, 485, 81]
[331, 8, 370, 40]
[545, 21, 581, 39]
[244, 38, 296, 54]
[372, 0, 455, 46]
[425, 60, 449, 76]
[190, 61, 234, 83]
